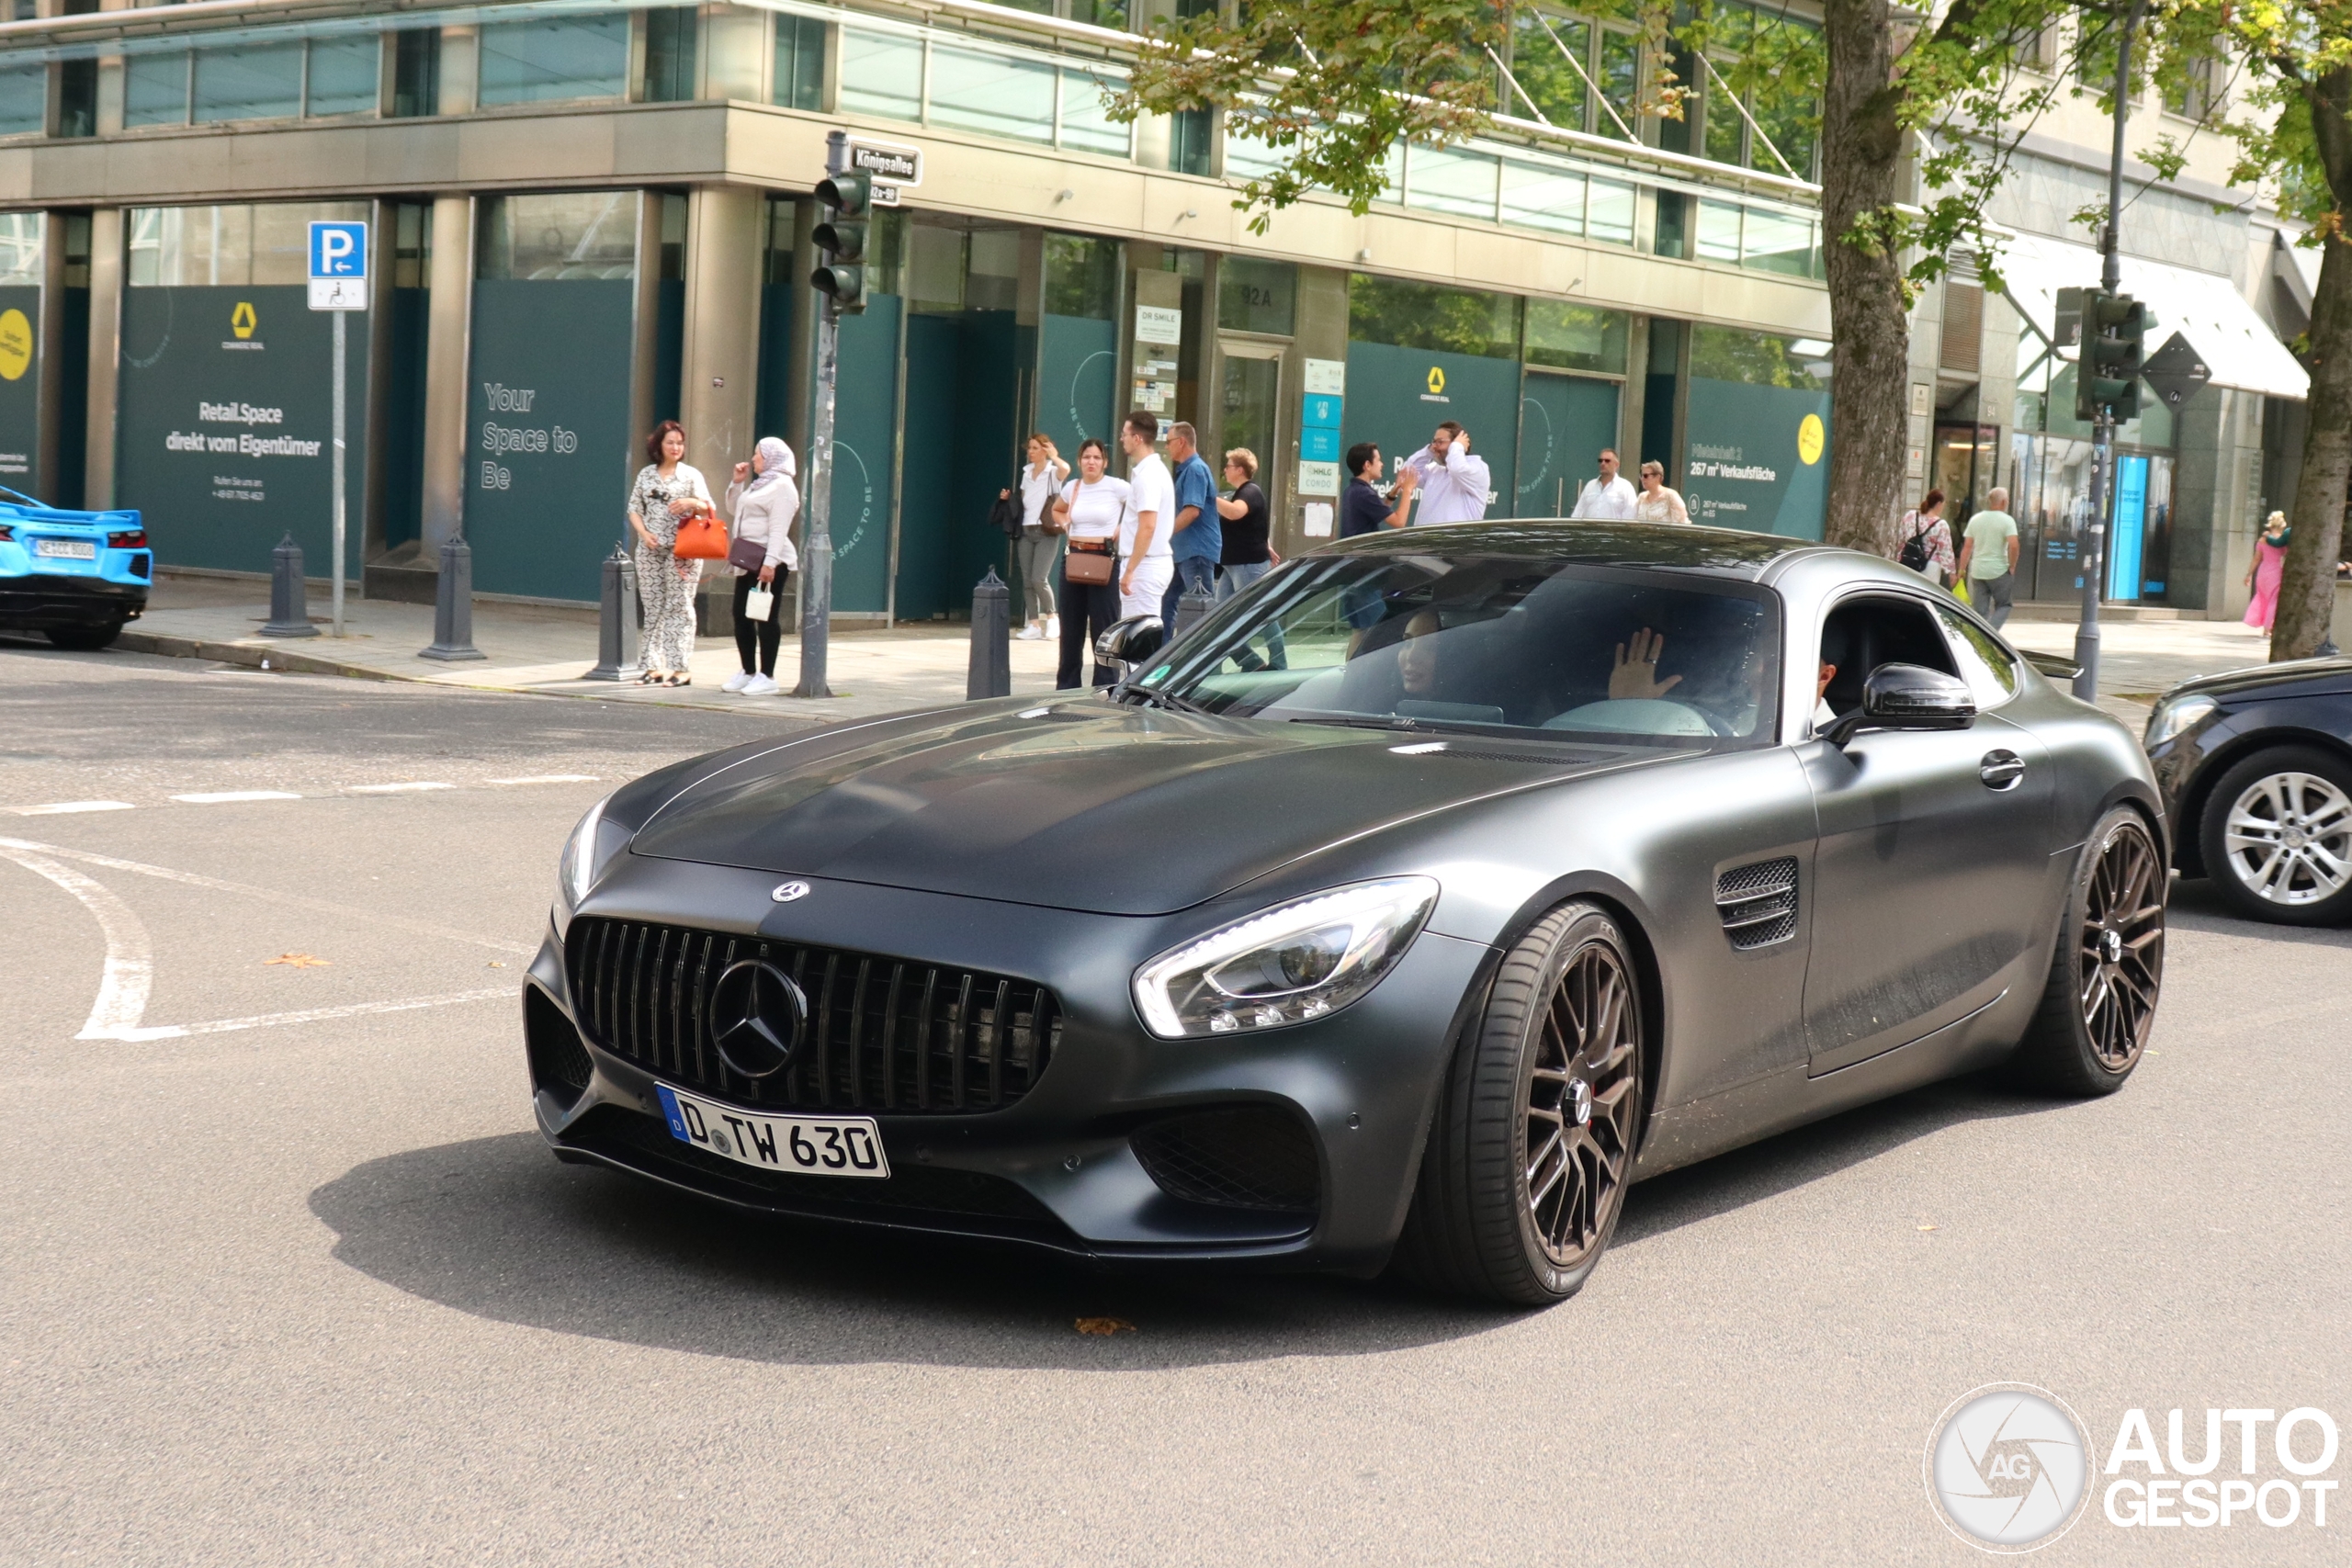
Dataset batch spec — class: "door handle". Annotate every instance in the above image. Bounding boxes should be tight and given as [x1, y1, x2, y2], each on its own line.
[1980, 750, 2026, 791]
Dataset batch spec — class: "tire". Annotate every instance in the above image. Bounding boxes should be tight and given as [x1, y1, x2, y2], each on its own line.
[2010, 807, 2165, 1096]
[44, 621, 124, 652]
[1393, 901, 1645, 1307]
[2197, 745, 2352, 926]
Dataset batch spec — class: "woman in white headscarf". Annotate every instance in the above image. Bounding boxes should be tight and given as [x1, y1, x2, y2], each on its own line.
[724, 436, 799, 696]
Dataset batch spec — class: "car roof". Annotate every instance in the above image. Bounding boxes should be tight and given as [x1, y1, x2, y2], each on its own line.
[1317, 517, 1832, 580]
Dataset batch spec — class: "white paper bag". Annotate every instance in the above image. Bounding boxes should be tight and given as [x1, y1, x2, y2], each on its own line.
[744, 587, 775, 621]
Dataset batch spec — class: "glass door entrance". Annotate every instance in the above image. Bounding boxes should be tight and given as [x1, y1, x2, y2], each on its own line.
[1218, 340, 1283, 505]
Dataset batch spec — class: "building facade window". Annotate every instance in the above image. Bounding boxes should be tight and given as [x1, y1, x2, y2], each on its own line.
[0, 62, 42, 137]
[128, 200, 369, 286]
[1349, 275, 1521, 359]
[641, 8, 698, 104]
[479, 17, 630, 107]
[194, 45, 305, 124]
[1526, 299, 1629, 375]
[56, 58, 96, 138]
[125, 51, 192, 128]
[0, 210, 42, 284]
[929, 44, 1055, 142]
[774, 15, 826, 110]
[307, 37, 381, 118]
[1218, 256, 1296, 336]
[1058, 66, 1130, 155]
[840, 28, 922, 119]
[478, 192, 639, 280]
[390, 29, 440, 118]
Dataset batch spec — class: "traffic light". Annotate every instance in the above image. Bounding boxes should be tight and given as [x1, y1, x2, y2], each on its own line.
[811, 170, 869, 314]
[2075, 288, 2150, 423]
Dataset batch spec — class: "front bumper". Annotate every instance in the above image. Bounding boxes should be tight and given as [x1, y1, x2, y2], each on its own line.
[524, 854, 1495, 1272]
[0, 570, 149, 630]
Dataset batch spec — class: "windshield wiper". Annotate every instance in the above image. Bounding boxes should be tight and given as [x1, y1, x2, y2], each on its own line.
[1113, 682, 1210, 716]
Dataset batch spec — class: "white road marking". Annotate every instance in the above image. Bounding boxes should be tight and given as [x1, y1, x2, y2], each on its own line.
[171, 791, 302, 805]
[109, 987, 513, 1043]
[0, 836, 537, 956]
[10, 801, 136, 816]
[489, 774, 600, 785]
[345, 782, 455, 794]
[0, 848, 155, 1040]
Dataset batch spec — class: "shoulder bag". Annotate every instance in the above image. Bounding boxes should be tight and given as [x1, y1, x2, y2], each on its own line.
[1064, 538, 1116, 586]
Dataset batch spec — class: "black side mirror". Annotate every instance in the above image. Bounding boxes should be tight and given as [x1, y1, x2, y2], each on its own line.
[1825, 662, 1976, 747]
[1095, 615, 1165, 668]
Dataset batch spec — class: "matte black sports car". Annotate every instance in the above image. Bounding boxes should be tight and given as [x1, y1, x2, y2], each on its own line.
[2143, 654, 2352, 924]
[522, 523, 2167, 1306]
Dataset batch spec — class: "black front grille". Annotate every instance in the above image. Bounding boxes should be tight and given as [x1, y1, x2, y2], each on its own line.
[1132, 1107, 1319, 1213]
[1715, 857, 1799, 950]
[565, 917, 1058, 1114]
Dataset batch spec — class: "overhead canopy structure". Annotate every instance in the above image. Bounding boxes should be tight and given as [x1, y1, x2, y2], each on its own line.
[1993, 230, 2309, 403]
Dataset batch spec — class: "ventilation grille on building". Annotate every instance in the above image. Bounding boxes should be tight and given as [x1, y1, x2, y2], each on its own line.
[1941, 279, 1984, 375]
[1715, 857, 1799, 950]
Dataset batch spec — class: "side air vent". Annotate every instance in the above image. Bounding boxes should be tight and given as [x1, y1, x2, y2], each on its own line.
[1715, 857, 1799, 950]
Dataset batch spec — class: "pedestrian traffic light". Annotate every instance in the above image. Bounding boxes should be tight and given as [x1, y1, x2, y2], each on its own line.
[2075, 289, 2150, 423]
[811, 170, 869, 314]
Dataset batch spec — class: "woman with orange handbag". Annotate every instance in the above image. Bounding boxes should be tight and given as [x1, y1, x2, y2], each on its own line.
[627, 419, 719, 686]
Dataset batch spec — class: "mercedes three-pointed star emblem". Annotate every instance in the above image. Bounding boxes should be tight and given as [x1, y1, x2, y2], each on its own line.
[706, 958, 809, 1079]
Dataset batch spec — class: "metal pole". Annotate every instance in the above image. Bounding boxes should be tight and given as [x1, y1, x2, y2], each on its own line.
[2073, 0, 2144, 704]
[795, 132, 846, 700]
[331, 306, 346, 637]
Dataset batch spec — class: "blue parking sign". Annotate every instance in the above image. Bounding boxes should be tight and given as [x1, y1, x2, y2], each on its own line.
[308, 220, 368, 310]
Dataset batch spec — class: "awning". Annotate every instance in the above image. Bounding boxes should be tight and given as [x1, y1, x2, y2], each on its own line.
[1992, 230, 2309, 403]
[2272, 231, 2321, 315]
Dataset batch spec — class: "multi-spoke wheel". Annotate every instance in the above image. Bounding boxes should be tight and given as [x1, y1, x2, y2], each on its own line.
[1393, 902, 1645, 1306]
[2012, 807, 2165, 1095]
[2200, 747, 2352, 926]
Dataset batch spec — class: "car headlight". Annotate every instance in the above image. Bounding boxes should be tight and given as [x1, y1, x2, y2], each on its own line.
[2144, 694, 2219, 749]
[1133, 876, 1439, 1040]
[554, 794, 616, 923]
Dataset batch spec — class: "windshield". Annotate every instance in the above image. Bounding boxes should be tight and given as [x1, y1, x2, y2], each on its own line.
[1143, 552, 1783, 747]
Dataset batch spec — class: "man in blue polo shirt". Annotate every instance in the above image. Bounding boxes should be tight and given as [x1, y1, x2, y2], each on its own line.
[1340, 443, 1415, 536]
[1161, 422, 1221, 630]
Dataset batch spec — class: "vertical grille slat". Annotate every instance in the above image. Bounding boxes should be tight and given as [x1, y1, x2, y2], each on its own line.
[564, 918, 1057, 1115]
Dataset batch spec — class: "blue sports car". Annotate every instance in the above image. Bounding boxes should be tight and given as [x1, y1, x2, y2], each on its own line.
[0, 486, 151, 650]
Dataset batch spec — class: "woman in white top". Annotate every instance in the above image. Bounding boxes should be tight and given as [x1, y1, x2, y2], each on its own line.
[626, 420, 718, 685]
[722, 436, 798, 696]
[1049, 437, 1130, 689]
[1004, 434, 1069, 641]
[1633, 460, 1691, 525]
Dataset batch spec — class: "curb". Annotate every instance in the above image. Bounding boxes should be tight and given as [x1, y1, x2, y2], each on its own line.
[118, 627, 402, 682]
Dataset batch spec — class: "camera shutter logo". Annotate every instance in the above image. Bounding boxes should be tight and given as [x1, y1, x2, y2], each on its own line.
[1925, 1384, 2091, 1552]
[706, 959, 808, 1079]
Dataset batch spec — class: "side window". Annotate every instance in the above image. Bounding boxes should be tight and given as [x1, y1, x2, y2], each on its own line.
[1933, 604, 2020, 709]
[1816, 594, 1959, 717]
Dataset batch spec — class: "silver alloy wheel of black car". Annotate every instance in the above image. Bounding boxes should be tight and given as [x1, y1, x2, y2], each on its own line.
[2012, 807, 2165, 1094]
[2200, 746, 2352, 925]
[1392, 901, 1645, 1307]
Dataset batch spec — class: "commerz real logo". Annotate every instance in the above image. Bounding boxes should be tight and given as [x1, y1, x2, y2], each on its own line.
[1926, 1386, 2341, 1552]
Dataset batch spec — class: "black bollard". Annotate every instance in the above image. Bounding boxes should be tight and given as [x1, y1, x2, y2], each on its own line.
[259, 534, 318, 637]
[1171, 579, 1216, 644]
[418, 533, 486, 661]
[967, 567, 1012, 700]
[582, 545, 641, 681]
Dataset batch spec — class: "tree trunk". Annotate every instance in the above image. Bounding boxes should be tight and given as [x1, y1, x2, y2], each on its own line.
[1818, 0, 1910, 557]
[2272, 69, 2352, 661]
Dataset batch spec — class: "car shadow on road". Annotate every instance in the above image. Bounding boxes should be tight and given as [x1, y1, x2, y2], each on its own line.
[2164, 875, 2352, 949]
[311, 1071, 2072, 1370]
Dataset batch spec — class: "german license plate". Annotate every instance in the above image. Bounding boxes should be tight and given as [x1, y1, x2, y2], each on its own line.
[655, 1083, 889, 1179]
[34, 538, 96, 559]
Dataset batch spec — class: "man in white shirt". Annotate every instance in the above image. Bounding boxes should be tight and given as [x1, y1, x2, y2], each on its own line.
[1570, 448, 1638, 520]
[1402, 422, 1492, 525]
[1118, 411, 1177, 619]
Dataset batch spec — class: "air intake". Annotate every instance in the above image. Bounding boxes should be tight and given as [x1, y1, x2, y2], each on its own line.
[1715, 857, 1799, 950]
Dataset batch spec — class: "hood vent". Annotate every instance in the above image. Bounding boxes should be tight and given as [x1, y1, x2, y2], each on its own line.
[1716, 857, 1798, 950]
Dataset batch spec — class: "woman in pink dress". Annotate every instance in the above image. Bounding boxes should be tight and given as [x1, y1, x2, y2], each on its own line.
[2244, 511, 2290, 629]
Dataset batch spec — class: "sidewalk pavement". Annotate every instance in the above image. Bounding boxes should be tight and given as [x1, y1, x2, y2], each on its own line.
[124, 574, 1070, 723]
[120, 572, 2281, 730]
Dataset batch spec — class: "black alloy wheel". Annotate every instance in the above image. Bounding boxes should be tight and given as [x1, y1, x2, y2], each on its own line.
[2199, 745, 2352, 926]
[1393, 901, 1645, 1307]
[2013, 807, 2165, 1095]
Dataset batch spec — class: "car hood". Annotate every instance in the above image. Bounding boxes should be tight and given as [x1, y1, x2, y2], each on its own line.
[2167, 656, 2352, 704]
[627, 700, 1640, 915]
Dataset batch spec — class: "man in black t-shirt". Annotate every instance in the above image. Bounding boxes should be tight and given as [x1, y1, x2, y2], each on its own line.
[1340, 443, 1414, 537]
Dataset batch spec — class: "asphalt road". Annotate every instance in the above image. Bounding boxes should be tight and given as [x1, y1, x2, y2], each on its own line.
[3, 642, 2346, 1566]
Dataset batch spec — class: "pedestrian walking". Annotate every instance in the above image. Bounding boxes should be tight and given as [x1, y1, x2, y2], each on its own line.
[627, 419, 718, 686]
[1003, 434, 1068, 641]
[2245, 511, 2291, 630]
[1214, 446, 1285, 670]
[1633, 460, 1691, 525]
[1896, 489, 1955, 586]
[722, 436, 797, 696]
[1340, 442, 1414, 537]
[1402, 422, 1492, 525]
[1051, 437, 1128, 689]
[1119, 411, 1175, 621]
[1570, 448, 1638, 520]
[1955, 485, 2020, 627]
[1162, 421, 1221, 628]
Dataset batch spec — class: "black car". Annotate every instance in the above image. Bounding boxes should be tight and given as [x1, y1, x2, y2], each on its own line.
[522, 522, 2167, 1307]
[2143, 655, 2352, 924]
